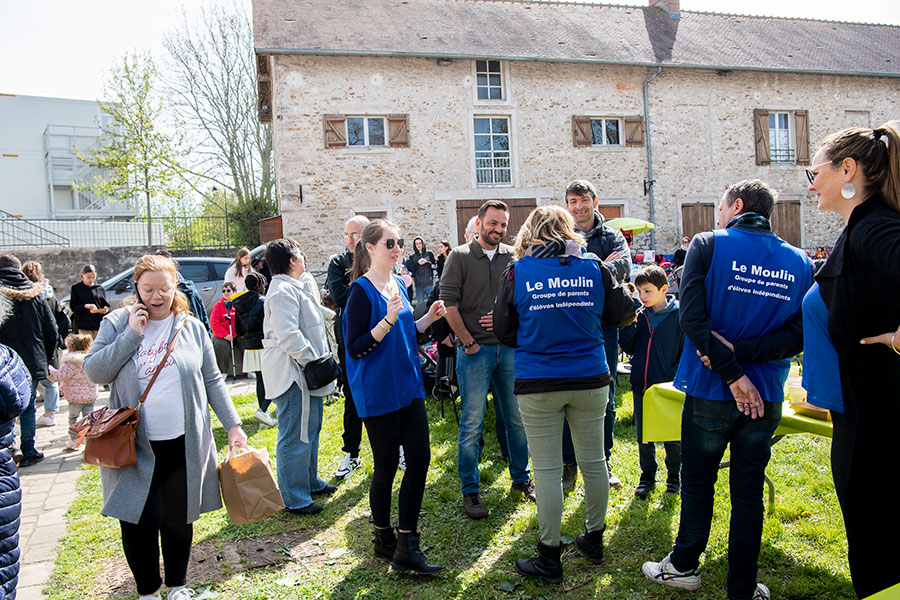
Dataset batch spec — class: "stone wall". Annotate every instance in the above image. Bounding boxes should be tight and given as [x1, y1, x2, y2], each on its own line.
[7, 247, 237, 294]
[271, 54, 898, 270]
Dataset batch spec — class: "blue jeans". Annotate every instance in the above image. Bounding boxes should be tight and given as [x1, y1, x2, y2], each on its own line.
[562, 326, 618, 463]
[39, 378, 59, 413]
[456, 344, 529, 494]
[19, 382, 38, 455]
[272, 384, 327, 510]
[671, 395, 782, 600]
[415, 284, 433, 305]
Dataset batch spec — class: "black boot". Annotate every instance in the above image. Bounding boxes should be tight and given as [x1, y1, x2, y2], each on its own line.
[515, 542, 563, 584]
[373, 526, 397, 561]
[575, 522, 605, 564]
[392, 530, 443, 575]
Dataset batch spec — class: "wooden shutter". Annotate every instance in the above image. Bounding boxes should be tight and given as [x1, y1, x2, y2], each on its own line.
[770, 200, 802, 248]
[256, 55, 272, 124]
[387, 114, 410, 147]
[572, 116, 592, 147]
[754, 109, 771, 165]
[794, 110, 810, 166]
[323, 114, 347, 148]
[624, 115, 645, 147]
[681, 202, 716, 238]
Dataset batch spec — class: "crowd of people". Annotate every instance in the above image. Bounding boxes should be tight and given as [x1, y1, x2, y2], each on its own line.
[0, 122, 897, 600]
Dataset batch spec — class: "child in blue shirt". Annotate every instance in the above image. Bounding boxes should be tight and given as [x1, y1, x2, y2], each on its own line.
[619, 265, 684, 498]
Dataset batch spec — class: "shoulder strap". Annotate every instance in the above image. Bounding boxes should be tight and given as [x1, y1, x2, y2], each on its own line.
[138, 319, 187, 406]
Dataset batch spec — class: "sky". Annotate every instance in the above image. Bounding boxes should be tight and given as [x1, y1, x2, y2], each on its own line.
[1, 0, 898, 102]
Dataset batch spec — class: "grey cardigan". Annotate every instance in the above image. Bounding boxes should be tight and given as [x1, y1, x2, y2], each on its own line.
[83, 308, 241, 524]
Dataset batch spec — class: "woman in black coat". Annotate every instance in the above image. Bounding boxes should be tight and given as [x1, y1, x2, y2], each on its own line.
[0, 294, 35, 600]
[403, 236, 436, 306]
[806, 121, 900, 598]
[69, 265, 109, 338]
[232, 272, 272, 427]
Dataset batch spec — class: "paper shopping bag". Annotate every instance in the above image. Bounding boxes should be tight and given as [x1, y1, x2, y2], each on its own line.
[218, 446, 285, 524]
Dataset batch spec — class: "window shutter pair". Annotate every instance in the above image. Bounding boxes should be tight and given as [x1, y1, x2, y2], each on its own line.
[571, 115, 644, 146]
[753, 108, 810, 165]
[323, 114, 409, 148]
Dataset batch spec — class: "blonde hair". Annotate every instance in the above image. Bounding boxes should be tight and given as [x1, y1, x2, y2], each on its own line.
[22, 261, 45, 283]
[65, 333, 93, 353]
[123, 254, 189, 314]
[818, 120, 900, 213]
[513, 205, 586, 259]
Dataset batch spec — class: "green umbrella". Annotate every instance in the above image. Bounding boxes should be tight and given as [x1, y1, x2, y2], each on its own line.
[604, 217, 655, 234]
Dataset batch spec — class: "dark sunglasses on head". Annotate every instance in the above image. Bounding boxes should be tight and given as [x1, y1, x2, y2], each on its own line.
[381, 238, 404, 249]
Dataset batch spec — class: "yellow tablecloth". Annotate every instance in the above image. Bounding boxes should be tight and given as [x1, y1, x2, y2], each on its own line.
[642, 381, 833, 443]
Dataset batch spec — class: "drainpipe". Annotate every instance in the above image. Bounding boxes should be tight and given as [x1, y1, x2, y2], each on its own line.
[643, 66, 662, 253]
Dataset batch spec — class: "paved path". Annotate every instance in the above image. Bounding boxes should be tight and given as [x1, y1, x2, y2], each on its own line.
[15, 376, 257, 600]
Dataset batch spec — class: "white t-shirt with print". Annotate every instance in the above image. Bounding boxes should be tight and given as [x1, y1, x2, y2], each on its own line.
[134, 314, 185, 441]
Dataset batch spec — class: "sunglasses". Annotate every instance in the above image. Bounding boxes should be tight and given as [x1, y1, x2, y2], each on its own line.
[805, 162, 831, 185]
[380, 238, 404, 249]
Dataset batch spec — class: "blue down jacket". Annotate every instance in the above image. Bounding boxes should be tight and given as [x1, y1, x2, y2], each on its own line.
[0, 344, 32, 599]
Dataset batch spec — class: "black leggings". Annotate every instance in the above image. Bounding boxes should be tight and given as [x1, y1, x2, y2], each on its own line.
[363, 398, 430, 531]
[120, 436, 192, 595]
[255, 373, 269, 412]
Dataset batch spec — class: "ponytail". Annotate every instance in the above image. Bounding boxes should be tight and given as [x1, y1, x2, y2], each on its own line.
[875, 122, 900, 213]
[349, 240, 370, 282]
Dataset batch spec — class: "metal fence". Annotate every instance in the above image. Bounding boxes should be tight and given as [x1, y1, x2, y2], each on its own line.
[0, 210, 70, 248]
[140, 215, 272, 250]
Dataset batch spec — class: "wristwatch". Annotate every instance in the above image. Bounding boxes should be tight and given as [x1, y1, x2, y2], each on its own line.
[463, 340, 476, 349]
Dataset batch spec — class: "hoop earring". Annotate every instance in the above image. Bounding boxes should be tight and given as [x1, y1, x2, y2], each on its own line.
[841, 183, 856, 199]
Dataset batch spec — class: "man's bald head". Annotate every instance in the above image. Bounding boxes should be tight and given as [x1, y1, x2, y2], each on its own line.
[344, 215, 370, 253]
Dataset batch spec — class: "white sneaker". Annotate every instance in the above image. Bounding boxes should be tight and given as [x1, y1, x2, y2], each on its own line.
[642, 552, 701, 591]
[167, 588, 195, 600]
[65, 439, 78, 452]
[36, 414, 56, 427]
[253, 409, 277, 427]
[334, 452, 360, 479]
[398, 446, 406, 471]
[753, 582, 771, 600]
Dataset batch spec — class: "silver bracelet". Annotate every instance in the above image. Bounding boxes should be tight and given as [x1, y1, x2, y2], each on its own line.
[378, 321, 391, 334]
[892, 331, 900, 356]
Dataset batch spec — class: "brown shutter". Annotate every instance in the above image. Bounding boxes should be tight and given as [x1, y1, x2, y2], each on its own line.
[323, 114, 347, 148]
[572, 116, 592, 147]
[794, 110, 810, 166]
[256, 54, 272, 124]
[754, 109, 771, 166]
[624, 115, 644, 147]
[387, 114, 410, 147]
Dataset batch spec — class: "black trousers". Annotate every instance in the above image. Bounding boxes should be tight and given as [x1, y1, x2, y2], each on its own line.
[363, 398, 430, 532]
[336, 313, 363, 456]
[120, 436, 192, 595]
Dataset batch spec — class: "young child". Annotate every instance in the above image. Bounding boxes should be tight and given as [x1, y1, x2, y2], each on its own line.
[48, 334, 99, 451]
[619, 265, 684, 498]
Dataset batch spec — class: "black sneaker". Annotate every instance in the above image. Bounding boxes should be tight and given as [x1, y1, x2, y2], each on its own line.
[463, 492, 488, 519]
[665, 479, 680, 495]
[634, 480, 655, 499]
[311, 483, 338, 496]
[511, 480, 537, 502]
[285, 502, 323, 515]
[18, 452, 44, 468]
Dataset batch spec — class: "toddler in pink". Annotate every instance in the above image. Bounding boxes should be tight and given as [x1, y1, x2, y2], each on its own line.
[48, 334, 98, 451]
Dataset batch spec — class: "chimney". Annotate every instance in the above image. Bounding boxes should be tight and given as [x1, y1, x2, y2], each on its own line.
[649, 0, 680, 18]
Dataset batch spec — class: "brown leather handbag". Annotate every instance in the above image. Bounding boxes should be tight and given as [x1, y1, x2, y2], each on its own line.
[71, 320, 186, 468]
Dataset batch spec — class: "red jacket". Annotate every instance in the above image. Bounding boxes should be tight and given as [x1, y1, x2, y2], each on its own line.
[210, 297, 235, 339]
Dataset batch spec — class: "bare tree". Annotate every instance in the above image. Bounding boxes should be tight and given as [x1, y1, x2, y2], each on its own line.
[162, 0, 275, 212]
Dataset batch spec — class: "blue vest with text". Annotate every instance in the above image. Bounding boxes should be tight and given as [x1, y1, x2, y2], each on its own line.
[513, 255, 608, 380]
[674, 228, 812, 402]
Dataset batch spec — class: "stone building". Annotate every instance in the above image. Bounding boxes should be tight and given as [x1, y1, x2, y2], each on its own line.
[253, 0, 900, 270]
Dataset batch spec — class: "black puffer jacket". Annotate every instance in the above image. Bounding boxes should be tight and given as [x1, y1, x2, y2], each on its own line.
[404, 237, 437, 288]
[231, 291, 264, 350]
[0, 269, 58, 380]
[0, 342, 33, 598]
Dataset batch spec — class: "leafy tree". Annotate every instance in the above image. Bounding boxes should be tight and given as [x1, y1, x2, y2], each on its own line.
[76, 51, 186, 245]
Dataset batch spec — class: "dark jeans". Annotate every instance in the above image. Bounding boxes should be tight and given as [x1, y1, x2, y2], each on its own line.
[120, 436, 192, 595]
[363, 398, 430, 531]
[671, 396, 782, 600]
[563, 326, 618, 464]
[336, 314, 363, 456]
[254, 373, 269, 412]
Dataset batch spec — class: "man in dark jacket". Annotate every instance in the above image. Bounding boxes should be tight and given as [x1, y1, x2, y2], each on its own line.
[0, 254, 58, 468]
[642, 180, 812, 600]
[564, 180, 632, 489]
[325, 214, 369, 479]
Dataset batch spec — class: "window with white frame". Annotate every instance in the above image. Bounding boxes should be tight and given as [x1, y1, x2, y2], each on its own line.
[590, 118, 622, 146]
[474, 117, 511, 187]
[768, 112, 793, 163]
[347, 116, 386, 147]
[475, 60, 504, 100]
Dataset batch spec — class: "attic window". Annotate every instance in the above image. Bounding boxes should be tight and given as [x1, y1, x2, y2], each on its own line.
[475, 60, 504, 100]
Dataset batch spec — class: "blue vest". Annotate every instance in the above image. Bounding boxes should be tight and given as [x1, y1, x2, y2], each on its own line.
[801, 282, 843, 413]
[513, 255, 608, 380]
[674, 228, 812, 402]
[343, 276, 425, 418]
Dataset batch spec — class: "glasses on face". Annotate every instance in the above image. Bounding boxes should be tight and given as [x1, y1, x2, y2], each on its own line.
[380, 238, 404, 250]
[805, 162, 831, 185]
[138, 285, 174, 298]
[343, 231, 361, 241]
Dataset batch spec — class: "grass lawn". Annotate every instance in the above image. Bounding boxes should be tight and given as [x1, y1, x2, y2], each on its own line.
[45, 380, 854, 599]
